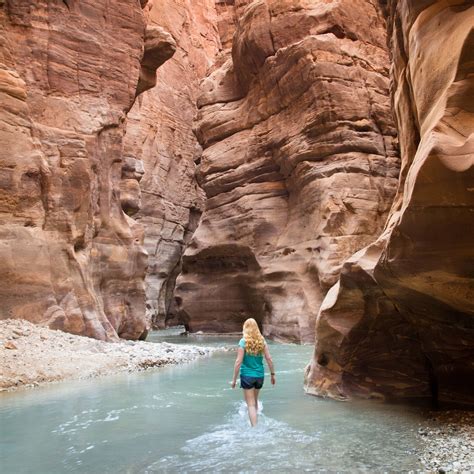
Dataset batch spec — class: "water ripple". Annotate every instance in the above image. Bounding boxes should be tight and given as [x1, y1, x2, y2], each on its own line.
[146, 402, 321, 472]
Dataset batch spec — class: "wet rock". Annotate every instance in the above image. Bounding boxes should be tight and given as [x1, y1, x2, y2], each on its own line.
[416, 411, 474, 473]
[0, 319, 221, 391]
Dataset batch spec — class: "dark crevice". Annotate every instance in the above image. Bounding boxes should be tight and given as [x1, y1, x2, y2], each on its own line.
[320, 25, 357, 41]
[317, 353, 329, 367]
[74, 238, 86, 253]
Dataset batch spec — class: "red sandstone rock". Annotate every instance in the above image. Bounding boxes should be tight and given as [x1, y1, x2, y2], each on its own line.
[2, 3, 471, 409]
[124, 0, 221, 328]
[136, 26, 176, 96]
[0, 1, 174, 340]
[305, 0, 474, 404]
[175, 0, 400, 342]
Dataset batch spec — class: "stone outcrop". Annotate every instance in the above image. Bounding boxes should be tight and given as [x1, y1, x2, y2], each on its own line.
[0, 0, 174, 340]
[175, 0, 400, 342]
[305, 0, 474, 404]
[124, 0, 221, 329]
[136, 25, 176, 96]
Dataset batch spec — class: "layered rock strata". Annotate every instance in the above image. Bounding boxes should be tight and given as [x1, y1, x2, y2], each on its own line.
[0, 1, 174, 340]
[305, 0, 474, 404]
[124, 0, 221, 328]
[175, 0, 400, 342]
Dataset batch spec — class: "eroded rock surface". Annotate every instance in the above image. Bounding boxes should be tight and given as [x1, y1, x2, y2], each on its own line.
[0, 1, 174, 340]
[305, 0, 474, 404]
[124, 0, 221, 329]
[175, 0, 400, 342]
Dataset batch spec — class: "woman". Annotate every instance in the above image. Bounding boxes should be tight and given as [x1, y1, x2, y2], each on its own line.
[231, 318, 275, 427]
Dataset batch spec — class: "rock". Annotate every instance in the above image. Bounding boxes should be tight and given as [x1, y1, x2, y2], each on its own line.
[0, 1, 175, 340]
[1, 0, 472, 396]
[136, 26, 177, 96]
[304, 0, 474, 404]
[416, 411, 474, 472]
[0, 319, 220, 391]
[175, 0, 399, 342]
[124, 0, 221, 329]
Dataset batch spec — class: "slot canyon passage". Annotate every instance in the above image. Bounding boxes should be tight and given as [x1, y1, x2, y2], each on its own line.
[0, 0, 473, 472]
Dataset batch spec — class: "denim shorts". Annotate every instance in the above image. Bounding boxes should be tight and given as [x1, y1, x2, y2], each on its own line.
[240, 375, 264, 389]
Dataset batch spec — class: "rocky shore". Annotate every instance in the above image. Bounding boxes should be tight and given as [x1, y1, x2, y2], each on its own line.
[417, 410, 474, 473]
[0, 319, 220, 392]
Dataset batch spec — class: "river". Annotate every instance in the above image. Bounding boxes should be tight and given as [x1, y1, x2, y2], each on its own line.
[0, 330, 425, 472]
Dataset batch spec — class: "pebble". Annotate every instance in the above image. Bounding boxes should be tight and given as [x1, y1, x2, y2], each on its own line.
[0, 319, 222, 392]
[416, 410, 474, 473]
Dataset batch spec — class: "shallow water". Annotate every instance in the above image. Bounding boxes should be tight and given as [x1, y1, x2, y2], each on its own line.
[0, 330, 425, 473]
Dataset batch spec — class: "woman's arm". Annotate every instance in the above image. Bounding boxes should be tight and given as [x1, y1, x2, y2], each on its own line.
[264, 344, 276, 385]
[231, 347, 244, 388]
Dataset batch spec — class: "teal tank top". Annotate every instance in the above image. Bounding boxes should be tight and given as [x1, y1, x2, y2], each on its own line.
[239, 337, 265, 378]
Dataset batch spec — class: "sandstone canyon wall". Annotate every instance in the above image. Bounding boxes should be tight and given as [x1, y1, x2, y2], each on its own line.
[175, 0, 400, 342]
[0, 0, 175, 340]
[2, 0, 472, 412]
[123, 0, 221, 329]
[305, 0, 474, 404]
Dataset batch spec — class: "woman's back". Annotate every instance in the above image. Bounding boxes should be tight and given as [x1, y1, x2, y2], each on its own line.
[239, 338, 264, 378]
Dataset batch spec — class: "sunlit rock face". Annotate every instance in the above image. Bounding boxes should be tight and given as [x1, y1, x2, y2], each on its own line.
[175, 0, 399, 342]
[0, 1, 174, 340]
[305, 0, 474, 404]
[124, 0, 221, 329]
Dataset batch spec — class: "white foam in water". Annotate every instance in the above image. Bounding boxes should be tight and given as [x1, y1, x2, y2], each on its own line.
[237, 400, 263, 417]
[147, 402, 320, 472]
[1, 337, 423, 473]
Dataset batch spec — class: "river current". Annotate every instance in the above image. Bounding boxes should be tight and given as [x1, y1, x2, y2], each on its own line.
[0, 329, 425, 472]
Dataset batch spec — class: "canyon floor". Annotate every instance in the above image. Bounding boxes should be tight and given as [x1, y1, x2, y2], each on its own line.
[417, 411, 474, 473]
[0, 319, 219, 392]
[0, 320, 473, 472]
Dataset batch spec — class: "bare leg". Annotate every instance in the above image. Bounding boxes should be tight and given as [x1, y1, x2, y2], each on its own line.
[243, 388, 258, 427]
[254, 388, 261, 412]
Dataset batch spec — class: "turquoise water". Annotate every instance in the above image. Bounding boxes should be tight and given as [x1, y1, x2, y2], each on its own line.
[0, 330, 425, 473]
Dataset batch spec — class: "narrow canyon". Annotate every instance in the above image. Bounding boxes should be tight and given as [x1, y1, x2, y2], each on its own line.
[0, 0, 472, 406]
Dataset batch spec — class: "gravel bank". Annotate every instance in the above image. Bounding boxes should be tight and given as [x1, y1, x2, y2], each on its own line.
[417, 410, 474, 473]
[0, 319, 221, 392]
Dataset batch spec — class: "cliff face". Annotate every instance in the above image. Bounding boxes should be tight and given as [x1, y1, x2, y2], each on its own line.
[2, 0, 472, 406]
[0, 0, 174, 340]
[123, 0, 221, 329]
[305, 0, 474, 404]
[175, 0, 400, 341]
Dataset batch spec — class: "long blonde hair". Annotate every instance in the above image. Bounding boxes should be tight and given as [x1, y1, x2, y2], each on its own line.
[243, 318, 265, 355]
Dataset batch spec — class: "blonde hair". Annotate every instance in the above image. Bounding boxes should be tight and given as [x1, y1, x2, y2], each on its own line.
[243, 318, 265, 355]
